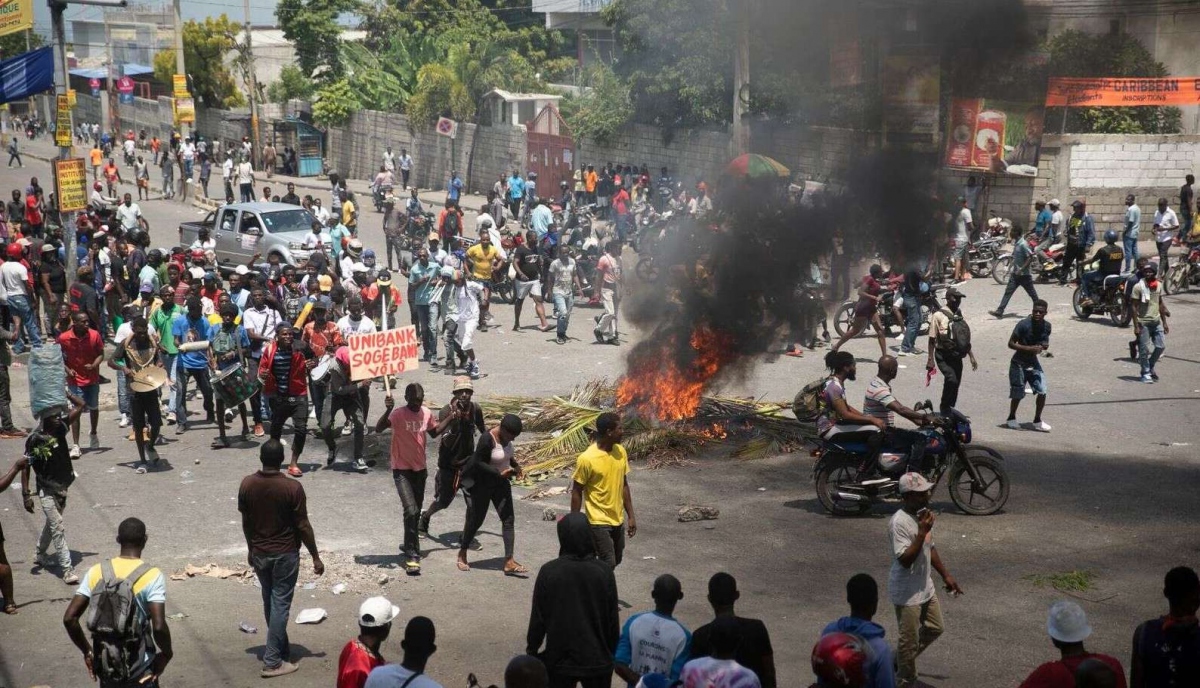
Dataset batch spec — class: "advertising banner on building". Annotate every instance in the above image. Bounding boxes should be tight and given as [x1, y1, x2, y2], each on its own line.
[943, 98, 1045, 177]
[0, 46, 52, 105]
[1046, 77, 1200, 107]
[54, 158, 88, 211]
[0, 0, 33, 39]
[174, 97, 195, 124]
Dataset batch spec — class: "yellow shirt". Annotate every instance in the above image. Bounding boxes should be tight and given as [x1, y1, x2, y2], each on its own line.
[571, 443, 629, 527]
[466, 244, 498, 281]
[342, 199, 356, 227]
[79, 557, 166, 605]
[90, 149, 103, 166]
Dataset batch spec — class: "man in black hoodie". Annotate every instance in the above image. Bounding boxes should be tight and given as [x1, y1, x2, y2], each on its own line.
[526, 512, 619, 688]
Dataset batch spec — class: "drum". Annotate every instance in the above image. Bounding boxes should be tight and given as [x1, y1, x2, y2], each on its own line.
[178, 340, 211, 353]
[128, 365, 168, 393]
[212, 363, 259, 407]
[310, 354, 335, 383]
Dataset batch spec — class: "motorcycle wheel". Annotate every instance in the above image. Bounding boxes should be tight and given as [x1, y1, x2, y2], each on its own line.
[635, 257, 660, 282]
[946, 449, 1009, 516]
[1109, 292, 1130, 327]
[991, 255, 1012, 285]
[832, 302, 856, 337]
[814, 457, 872, 516]
[1071, 286, 1092, 319]
[1165, 264, 1187, 294]
[494, 280, 513, 305]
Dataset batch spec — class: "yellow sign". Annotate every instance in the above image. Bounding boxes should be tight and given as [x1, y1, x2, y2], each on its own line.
[67, 89, 76, 108]
[55, 94, 71, 147]
[0, 0, 33, 39]
[174, 96, 195, 124]
[173, 74, 188, 97]
[54, 158, 88, 212]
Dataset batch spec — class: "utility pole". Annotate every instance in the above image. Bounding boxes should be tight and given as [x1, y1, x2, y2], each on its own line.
[173, 0, 188, 141]
[244, 0, 260, 167]
[103, 14, 114, 134]
[731, 1, 750, 157]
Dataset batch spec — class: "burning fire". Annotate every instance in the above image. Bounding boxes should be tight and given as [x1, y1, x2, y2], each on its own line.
[617, 325, 737, 421]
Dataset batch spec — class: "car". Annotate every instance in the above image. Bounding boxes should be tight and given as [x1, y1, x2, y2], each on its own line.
[178, 202, 330, 270]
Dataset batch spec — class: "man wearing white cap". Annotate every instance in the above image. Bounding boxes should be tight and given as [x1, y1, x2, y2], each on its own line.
[337, 596, 399, 688]
[1019, 600, 1125, 686]
[889, 472, 963, 688]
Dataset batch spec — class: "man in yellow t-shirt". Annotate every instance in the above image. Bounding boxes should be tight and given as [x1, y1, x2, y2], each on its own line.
[465, 233, 500, 328]
[571, 411, 637, 567]
[90, 146, 104, 181]
[341, 191, 357, 232]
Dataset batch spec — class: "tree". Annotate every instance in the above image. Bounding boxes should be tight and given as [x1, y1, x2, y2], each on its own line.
[0, 31, 43, 61]
[561, 63, 632, 146]
[1045, 29, 1181, 134]
[406, 63, 474, 126]
[266, 65, 314, 105]
[153, 16, 245, 108]
[277, 0, 361, 82]
[312, 79, 360, 126]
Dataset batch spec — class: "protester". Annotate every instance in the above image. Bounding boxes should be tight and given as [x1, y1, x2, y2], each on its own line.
[419, 376, 486, 538]
[0, 311, 24, 438]
[527, 512, 620, 688]
[0, 456, 29, 611]
[926, 287, 977, 415]
[830, 264, 893, 359]
[1079, 230, 1125, 306]
[209, 303, 252, 448]
[548, 244, 582, 345]
[889, 472, 962, 688]
[22, 393, 86, 583]
[323, 345, 369, 471]
[172, 296, 216, 434]
[1006, 300, 1052, 432]
[679, 616, 761, 688]
[1060, 200, 1094, 285]
[864, 356, 929, 473]
[1152, 198, 1179, 275]
[108, 316, 163, 469]
[364, 616, 442, 688]
[457, 413, 526, 574]
[1130, 262, 1169, 384]
[819, 573, 895, 688]
[691, 573, 776, 688]
[512, 229, 549, 332]
[238, 439, 325, 678]
[337, 596, 399, 688]
[990, 223, 1039, 319]
[815, 351, 886, 446]
[1018, 601, 1126, 688]
[593, 240, 622, 345]
[1, 243, 40, 353]
[1123, 194, 1141, 272]
[257, 325, 312, 476]
[950, 196, 973, 282]
[58, 311, 104, 455]
[615, 574, 691, 685]
[451, 269, 483, 379]
[571, 412, 637, 567]
[1130, 566, 1200, 687]
[62, 517, 173, 686]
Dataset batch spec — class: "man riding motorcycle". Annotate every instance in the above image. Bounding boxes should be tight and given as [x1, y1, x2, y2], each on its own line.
[864, 356, 930, 474]
[1079, 230, 1125, 306]
[816, 351, 886, 449]
[1035, 198, 1063, 270]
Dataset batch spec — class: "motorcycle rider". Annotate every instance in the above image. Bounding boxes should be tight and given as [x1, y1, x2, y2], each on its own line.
[372, 165, 395, 209]
[816, 350, 886, 449]
[1035, 199, 1063, 271]
[1079, 230, 1125, 307]
[864, 356, 930, 473]
[1060, 200, 1094, 285]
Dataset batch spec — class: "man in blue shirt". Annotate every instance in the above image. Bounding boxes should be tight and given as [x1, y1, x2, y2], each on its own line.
[507, 170, 525, 221]
[1006, 299, 1052, 432]
[819, 574, 895, 688]
[1031, 200, 1051, 240]
[615, 574, 691, 686]
[1124, 193, 1142, 272]
[530, 197, 553, 240]
[447, 170, 463, 205]
[408, 248, 440, 363]
[172, 295, 215, 434]
[990, 223, 1040, 319]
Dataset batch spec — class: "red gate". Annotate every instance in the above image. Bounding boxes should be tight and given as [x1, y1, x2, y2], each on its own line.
[525, 105, 574, 195]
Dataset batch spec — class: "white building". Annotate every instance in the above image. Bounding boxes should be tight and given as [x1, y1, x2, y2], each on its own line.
[532, 0, 617, 67]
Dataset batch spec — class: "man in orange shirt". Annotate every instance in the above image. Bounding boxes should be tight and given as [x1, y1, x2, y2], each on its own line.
[585, 164, 598, 205]
[103, 158, 122, 197]
[90, 145, 103, 181]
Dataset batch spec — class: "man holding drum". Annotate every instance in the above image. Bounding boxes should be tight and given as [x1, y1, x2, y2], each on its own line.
[210, 303, 254, 449]
[107, 316, 164, 472]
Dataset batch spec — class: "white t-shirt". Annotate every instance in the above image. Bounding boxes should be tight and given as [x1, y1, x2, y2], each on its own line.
[123, 139, 135, 156]
[399, 155, 413, 172]
[236, 161, 254, 185]
[222, 158, 233, 180]
[1050, 209, 1064, 236]
[364, 664, 443, 688]
[382, 151, 395, 172]
[0, 261, 29, 299]
[314, 205, 331, 224]
[679, 657, 761, 688]
[455, 280, 483, 323]
[115, 203, 142, 230]
[242, 306, 281, 346]
[181, 142, 195, 161]
[337, 314, 377, 340]
[954, 208, 972, 243]
[340, 255, 358, 279]
[888, 508, 935, 606]
[1154, 208, 1179, 243]
[548, 258, 576, 296]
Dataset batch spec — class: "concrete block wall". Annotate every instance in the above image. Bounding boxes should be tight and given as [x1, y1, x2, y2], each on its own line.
[324, 109, 476, 192]
[576, 123, 734, 185]
[470, 124, 527, 195]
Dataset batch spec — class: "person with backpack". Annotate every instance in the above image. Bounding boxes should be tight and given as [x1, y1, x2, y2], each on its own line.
[62, 517, 173, 687]
[1130, 566, 1200, 687]
[437, 199, 462, 244]
[926, 287, 977, 415]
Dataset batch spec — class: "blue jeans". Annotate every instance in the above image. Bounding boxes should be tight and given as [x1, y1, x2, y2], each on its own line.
[901, 294, 921, 352]
[416, 304, 436, 359]
[997, 275, 1039, 313]
[553, 292, 573, 338]
[252, 551, 299, 669]
[1137, 321, 1165, 376]
[1081, 270, 1104, 299]
[116, 369, 130, 415]
[1123, 235, 1139, 272]
[7, 294, 41, 352]
[161, 353, 178, 415]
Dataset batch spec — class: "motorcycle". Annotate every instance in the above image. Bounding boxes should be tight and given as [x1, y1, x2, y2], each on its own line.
[832, 285, 944, 338]
[372, 184, 394, 213]
[632, 208, 675, 254]
[985, 211, 1013, 239]
[402, 212, 436, 252]
[1166, 244, 1200, 294]
[813, 402, 1010, 516]
[1072, 274, 1132, 326]
[991, 235, 1066, 284]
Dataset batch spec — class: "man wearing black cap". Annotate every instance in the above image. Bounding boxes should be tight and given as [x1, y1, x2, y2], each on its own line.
[927, 287, 977, 415]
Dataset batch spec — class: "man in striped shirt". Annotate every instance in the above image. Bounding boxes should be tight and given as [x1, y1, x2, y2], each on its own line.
[864, 356, 930, 473]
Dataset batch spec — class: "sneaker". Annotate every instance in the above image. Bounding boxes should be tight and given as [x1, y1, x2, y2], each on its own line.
[989, 309, 1005, 319]
[353, 458, 369, 473]
[69, 444, 82, 459]
[556, 336, 566, 345]
[0, 428, 27, 438]
[118, 414, 131, 428]
[1141, 374, 1155, 384]
[166, 412, 177, 425]
[469, 363, 480, 380]
[260, 661, 300, 678]
[897, 349, 912, 357]
[417, 514, 430, 538]
[327, 449, 336, 466]
[176, 423, 187, 435]
[63, 569, 79, 585]
[88, 434, 99, 450]
[404, 556, 421, 573]
[593, 328, 605, 343]
[227, 409, 237, 423]
[1033, 421, 1052, 432]
[136, 465, 147, 474]
[341, 422, 352, 436]
[1005, 419, 1021, 430]
[1151, 370, 1159, 381]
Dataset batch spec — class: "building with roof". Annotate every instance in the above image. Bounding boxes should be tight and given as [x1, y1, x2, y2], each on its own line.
[531, 0, 616, 67]
[70, 6, 175, 66]
[480, 89, 564, 128]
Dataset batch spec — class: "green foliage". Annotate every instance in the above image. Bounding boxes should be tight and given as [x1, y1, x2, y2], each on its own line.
[1024, 570, 1097, 593]
[312, 79, 360, 127]
[267, 65, 315, 105]
[277, 0, 361, 83]
[1046, 29, 1182, 134]
[561, 64, 633, 146]
[0, 31, 43, 60]
[152, 16, 245, 108]
[406, 63, 474, 126]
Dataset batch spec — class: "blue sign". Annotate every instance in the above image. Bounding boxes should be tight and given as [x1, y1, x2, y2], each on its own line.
[0, 47, 54, 105]
[119, 93, 133, 104]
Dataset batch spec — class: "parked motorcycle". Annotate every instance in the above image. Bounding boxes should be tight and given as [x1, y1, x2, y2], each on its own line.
[1166, 244, 1200, 294]
[991, 235, 1065, 284]
[832, 286, 944, 338]
[1072, 275, 1132, 326]
[813, 402, 1010, 516]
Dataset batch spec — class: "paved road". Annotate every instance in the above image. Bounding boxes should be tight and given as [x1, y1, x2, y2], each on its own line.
[1, 150, 1198, 687]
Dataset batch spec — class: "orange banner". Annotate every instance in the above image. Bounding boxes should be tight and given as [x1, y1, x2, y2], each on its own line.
[1046, 77, 1200, 107]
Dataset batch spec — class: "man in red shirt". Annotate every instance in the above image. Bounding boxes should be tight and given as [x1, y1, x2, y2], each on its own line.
[24, 189, 44, 238]
[1019, 601, 1126, 688]
[336, 596, 397, 688]
[58, 311, 105, 457]
[257, 325, 312, 477]
[612, 183, 631, 243]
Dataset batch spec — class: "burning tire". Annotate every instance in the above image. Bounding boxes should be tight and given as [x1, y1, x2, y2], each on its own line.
[635, 256, 660, 282]
[814, 456, 872, 516]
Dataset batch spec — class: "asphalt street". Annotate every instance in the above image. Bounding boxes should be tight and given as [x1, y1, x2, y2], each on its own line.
[0, 148, 1198, 687]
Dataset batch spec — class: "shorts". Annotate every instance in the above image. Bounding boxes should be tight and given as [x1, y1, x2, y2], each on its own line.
[137, 178, 148, 189]
[69, 383, 100, 410]
[456, 318, 478, 350]
[853, 300, 877, 319]
[1009, 361, 1047, 399]
[950, 241, 968, 260]
[514, 279, 541, 300]
[474, 279, 494, 291]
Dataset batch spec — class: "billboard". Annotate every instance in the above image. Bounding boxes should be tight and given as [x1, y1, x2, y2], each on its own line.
[54, 158, 88, 212]
[1046, 77, 1200, 107]
[0, 0, 32, 39]
[944, 98, 1044, 177]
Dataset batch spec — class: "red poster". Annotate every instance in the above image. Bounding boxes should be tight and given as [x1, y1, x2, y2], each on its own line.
[944, 98, 980, 169]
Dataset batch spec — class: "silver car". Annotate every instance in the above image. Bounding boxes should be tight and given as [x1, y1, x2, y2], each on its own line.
[178, 202, 331, 269]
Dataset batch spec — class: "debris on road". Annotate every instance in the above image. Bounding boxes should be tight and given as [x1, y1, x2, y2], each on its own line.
[542, 507, 557, 521]
[678, 505, 720, 522]
[332, 583, 347, 595]
[295, 608, 327, 625]
[523, 485, 568, 500]
[238, 622, 258, 634]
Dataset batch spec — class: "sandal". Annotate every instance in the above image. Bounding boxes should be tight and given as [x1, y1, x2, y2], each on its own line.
[456, 559, 470, 572]
[287, 466, 303, 477]
[2, 603, 16, 614]
[504, 563, 529, 576]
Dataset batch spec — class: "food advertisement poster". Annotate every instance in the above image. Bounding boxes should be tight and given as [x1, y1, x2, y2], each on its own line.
[944, 98, 1044, 177]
